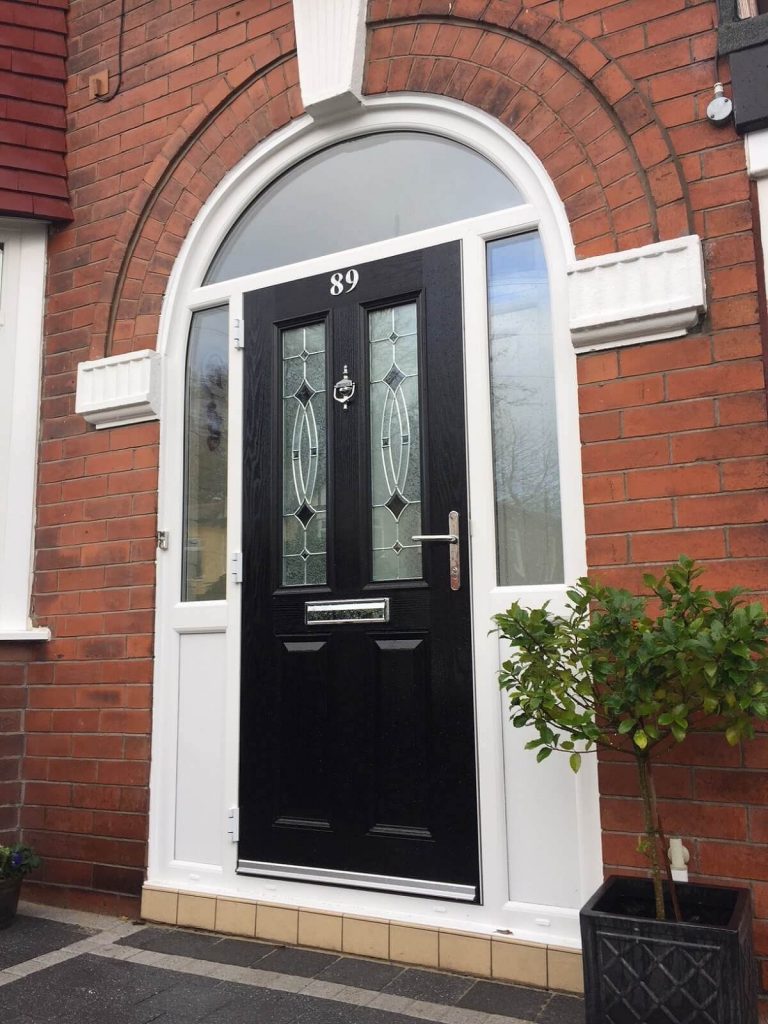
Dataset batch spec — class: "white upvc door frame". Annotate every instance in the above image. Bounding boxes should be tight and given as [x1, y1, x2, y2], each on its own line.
[149, 96, 601, 947]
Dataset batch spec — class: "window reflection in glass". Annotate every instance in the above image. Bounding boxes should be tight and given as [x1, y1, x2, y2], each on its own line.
[205, 133, 522, 284]
[183, 306, 229, 601]
[487, 233, 564, 586]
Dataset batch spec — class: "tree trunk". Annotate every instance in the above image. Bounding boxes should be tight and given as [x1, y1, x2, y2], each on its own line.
[636, 752, 665, 921]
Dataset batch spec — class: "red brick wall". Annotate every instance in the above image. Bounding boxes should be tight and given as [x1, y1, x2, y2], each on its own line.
[0, 0, 71, 220]
[0, 0, 298, 913]
[5, 0, 768, 987]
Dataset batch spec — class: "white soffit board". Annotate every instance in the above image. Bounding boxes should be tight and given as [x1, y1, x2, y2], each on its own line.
[76, 349, 161, 428]
[293, 0, 367, 119]
[568, 235, 706, 352]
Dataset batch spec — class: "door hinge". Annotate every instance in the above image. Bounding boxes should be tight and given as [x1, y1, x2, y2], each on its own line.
[156, 530, 169, 551]
[232, 318, 243, 350]
[227, 806, 239, 843]
[231, 551, 243, 584]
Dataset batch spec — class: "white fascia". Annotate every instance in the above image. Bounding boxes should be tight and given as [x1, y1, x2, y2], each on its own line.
[0, 218, 50, 641]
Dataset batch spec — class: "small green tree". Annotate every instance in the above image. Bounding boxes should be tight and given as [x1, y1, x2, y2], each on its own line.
[494, 557, 768, 921]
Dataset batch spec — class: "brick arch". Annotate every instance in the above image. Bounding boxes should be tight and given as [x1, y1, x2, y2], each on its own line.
[91, 42, 303, 360]
[365, 2, 693, 259]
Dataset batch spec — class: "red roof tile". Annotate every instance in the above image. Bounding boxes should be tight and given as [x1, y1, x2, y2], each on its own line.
[0, 0, 71, 221]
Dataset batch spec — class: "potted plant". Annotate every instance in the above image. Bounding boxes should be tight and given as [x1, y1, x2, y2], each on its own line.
[494, 557, 768, 1024]
[0, 844, 40, 928]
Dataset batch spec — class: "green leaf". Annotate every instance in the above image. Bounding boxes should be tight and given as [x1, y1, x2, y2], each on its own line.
[618, 719, 636, 734]
[569, 752, 582, 774]
[670, 724, 686, 743]
[634, 730, 648, 750]
[725, 725, 741, 746]
[536, 747, 552, 763]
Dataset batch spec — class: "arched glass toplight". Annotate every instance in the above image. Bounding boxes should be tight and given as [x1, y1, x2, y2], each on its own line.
[204, 132, 523, 284]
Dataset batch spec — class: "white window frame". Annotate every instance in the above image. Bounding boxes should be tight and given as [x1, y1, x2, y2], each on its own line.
[0, 219, 50, 641]
[149, 96, 601, 947]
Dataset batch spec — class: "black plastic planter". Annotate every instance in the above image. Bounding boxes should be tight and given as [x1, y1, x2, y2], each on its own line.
[580, 876, 757, 1024]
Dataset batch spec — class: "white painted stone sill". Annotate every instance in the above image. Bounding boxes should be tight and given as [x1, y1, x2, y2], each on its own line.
[0, 626, 51, 641]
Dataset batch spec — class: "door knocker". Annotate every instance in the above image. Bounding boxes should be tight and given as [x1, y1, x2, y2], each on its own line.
[333, 365, 356, 410]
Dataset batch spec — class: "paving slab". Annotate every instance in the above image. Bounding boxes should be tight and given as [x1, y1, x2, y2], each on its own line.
[118, 925, 277, 967]
[458, 980, 548, 1019]
[383, 967, 473, 1005]
[0, 915, 95, 970]
[317, 955, 405, 991]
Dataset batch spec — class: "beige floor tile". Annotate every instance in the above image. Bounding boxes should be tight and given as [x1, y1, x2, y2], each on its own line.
[256, 904, 299, 944]
[390, 924, 439, 968]
[491, 938, 547, 987]
[547, 947, 584, 994]
[215, 898, 256, 937]
[342, 916, 389, 959]
[439, 930, 491, 977]
[140, 887, 178, 926]
[177, 893, 216, 931]
[298, 911, 343, 952]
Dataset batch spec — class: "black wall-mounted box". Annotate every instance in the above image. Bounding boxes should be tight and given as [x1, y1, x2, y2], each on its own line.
[718, 1, 768, 133]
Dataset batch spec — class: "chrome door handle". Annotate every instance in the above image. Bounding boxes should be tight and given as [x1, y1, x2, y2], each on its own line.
[412, 511, 461, 591]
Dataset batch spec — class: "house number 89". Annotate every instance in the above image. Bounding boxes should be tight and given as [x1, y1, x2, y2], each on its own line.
[330, 269, 359, 295]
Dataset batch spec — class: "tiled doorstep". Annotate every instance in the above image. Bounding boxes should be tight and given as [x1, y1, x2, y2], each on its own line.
[141, 884, 584, 994]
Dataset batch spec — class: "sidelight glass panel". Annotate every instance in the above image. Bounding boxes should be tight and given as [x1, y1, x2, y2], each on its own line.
[282, 322, 327, 586]
[205, 133, 522, 283]
[370, 302, 422, 582]
[487, 233, 564, 586]
[183, 306, 229, 601]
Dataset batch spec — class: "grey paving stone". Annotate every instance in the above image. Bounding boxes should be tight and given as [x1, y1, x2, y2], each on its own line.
[117, 926, 276, 967]
[317, 955, 404, 991]
[0, 915, 95, 970]
[537, 993, 586, 1024]
[291, 1000, 430, 1024]
[132, 972, 234, 1022]
[258, 945, 340, 977]
[198, 987, 306, 1023]
[383, 967, 473, 1005]
[458, 979, 548, 1019]
[0, 953, 178, 1023]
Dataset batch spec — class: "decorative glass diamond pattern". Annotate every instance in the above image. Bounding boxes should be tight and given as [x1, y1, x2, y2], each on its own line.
[282, 323, 327, 586]
[385, 490, 407, 521]
[295, 380, 315, 406]
[295, 501, 316, 529]
[369, 303, 422, 582]
[383, 363, 406, 391]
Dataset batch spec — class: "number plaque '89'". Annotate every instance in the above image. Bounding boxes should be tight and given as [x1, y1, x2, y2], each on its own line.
[330, 269, 359, 295]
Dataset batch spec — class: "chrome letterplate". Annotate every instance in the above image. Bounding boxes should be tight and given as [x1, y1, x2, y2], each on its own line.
[305, 598, 390, 625]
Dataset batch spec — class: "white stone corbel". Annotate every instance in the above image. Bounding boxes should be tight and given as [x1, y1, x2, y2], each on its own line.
[293, 0, 368, 120]
[76, 349, 161, 428]
[568, 235, 707, 352]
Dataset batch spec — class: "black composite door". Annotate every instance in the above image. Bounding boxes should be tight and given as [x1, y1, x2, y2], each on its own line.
[239, 242, 479, 899]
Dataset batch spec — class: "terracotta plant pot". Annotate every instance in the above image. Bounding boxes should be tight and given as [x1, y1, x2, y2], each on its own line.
[0, 876, 22, 929]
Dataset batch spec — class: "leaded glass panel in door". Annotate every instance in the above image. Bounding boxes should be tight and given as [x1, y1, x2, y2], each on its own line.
[369, 302, 423, 582]
[282, 322, 327, 586]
